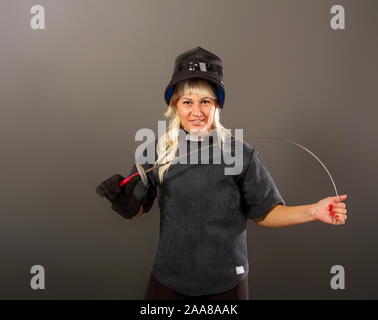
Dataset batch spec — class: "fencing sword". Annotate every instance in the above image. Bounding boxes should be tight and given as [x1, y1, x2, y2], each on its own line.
[119, 136, 340, 201]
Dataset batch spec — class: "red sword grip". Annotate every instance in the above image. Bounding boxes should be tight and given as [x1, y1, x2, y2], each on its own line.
[119, 172, 140, 187]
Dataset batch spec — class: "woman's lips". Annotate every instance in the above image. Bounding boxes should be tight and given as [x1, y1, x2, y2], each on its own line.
[190, 119, 206, 126]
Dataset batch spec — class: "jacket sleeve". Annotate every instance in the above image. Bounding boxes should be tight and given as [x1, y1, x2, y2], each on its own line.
[237, 148, 285, 220]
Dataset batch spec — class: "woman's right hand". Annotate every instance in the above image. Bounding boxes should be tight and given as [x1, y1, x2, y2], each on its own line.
[96, 173, 140, 202]
[96, 172, 146, 219]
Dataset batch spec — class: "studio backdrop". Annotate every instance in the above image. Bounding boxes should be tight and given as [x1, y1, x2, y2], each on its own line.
[0, 0, 377, 299]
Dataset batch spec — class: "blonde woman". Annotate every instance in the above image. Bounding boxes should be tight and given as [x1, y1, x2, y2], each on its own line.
[96, 47, 348, 300]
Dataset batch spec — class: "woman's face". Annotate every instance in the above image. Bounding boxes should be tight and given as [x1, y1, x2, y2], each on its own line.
[175, 93, 216, 135]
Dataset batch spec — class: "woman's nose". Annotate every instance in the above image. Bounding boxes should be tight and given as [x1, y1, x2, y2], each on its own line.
[192, 103, 203, 116]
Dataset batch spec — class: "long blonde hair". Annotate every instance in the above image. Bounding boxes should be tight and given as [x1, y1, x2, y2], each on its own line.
[155, 78, 232, 183]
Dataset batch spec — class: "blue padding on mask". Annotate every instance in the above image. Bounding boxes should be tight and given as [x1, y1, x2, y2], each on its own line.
[165, 85, 176, 105]
[216, 86, 224, 107]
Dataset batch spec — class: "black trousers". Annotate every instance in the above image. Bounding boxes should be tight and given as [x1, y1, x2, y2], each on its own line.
[144, 272, 249, 300]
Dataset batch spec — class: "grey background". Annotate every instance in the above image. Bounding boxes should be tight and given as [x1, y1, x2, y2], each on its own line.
[0, 0, 377, 299]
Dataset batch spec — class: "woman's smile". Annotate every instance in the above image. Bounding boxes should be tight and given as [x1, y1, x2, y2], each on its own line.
[190, 118, 206, 126]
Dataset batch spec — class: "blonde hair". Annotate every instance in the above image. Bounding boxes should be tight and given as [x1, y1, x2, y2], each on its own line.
[155, 78, 232, 183]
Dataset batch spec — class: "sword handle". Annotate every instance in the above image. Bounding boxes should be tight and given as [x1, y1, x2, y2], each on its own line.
[119, 172, 140, 187]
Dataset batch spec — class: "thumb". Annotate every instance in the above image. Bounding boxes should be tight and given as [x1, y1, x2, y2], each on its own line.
[333, 194, 348, 202]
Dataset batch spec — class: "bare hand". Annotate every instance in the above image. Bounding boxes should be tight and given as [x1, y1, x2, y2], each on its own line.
[310, 194, 348, 225]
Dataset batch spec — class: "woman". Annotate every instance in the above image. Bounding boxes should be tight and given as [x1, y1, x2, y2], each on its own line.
[96, 47, 348, 300]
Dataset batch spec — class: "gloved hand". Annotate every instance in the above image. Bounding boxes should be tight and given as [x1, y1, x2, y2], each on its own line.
[96, 173, 143, 219]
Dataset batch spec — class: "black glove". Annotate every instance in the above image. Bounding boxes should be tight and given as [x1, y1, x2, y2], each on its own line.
[96, 173, 143, 219]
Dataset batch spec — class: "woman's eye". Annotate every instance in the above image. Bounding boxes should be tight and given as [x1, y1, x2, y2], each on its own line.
[182, 100, 210, 105]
